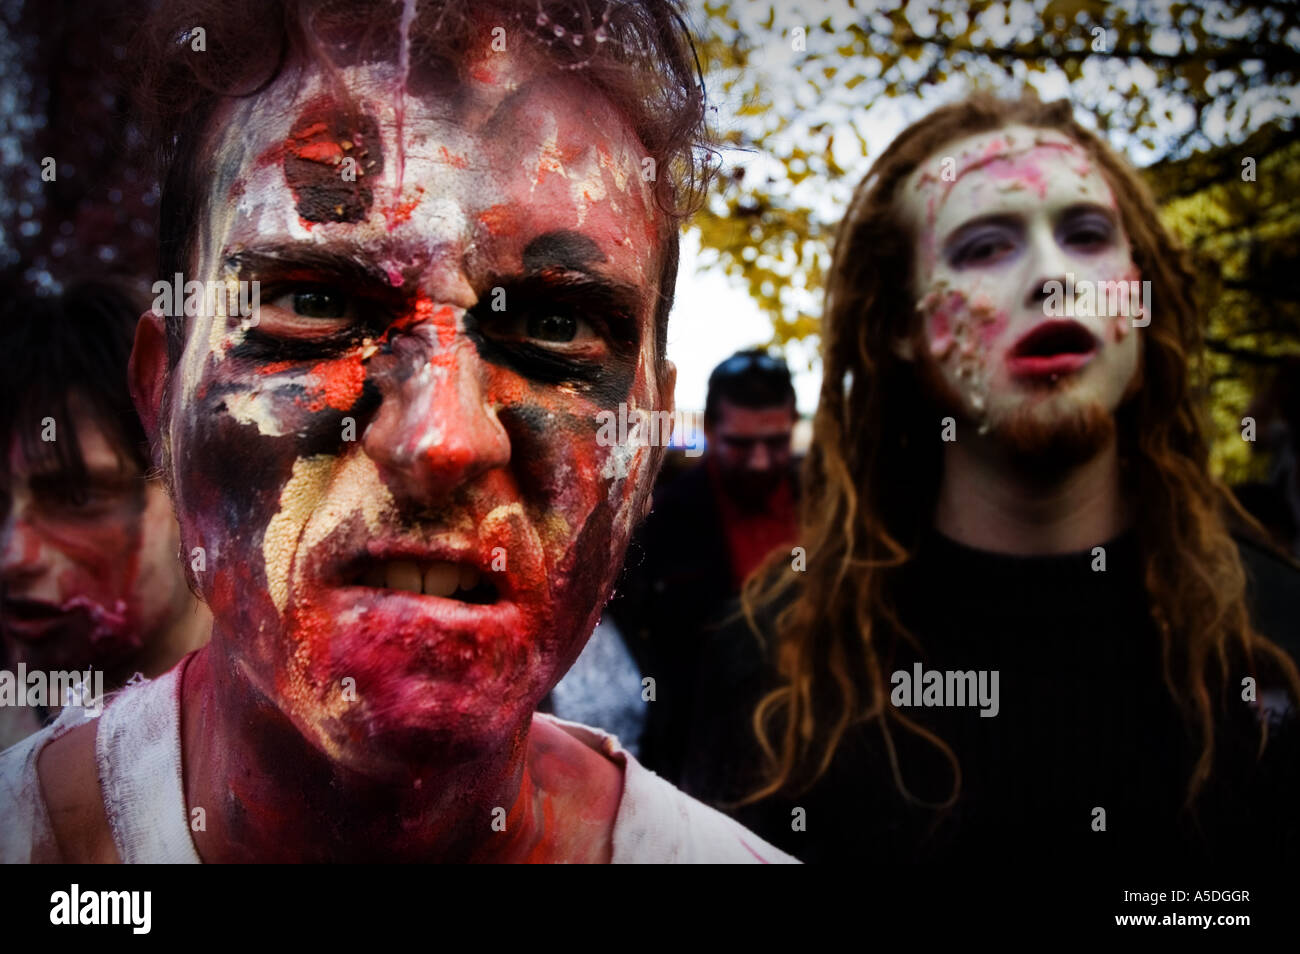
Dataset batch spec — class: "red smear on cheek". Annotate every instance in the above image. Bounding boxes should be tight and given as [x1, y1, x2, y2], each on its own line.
[930, 305, 951, 341]
[306, 353, 367, 412]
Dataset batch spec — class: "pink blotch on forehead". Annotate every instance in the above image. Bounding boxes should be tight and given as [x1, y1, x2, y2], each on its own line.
[974, 152, 1053, 200]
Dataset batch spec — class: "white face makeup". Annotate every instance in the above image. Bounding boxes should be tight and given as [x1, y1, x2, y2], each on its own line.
[899, 124, 1143, 446]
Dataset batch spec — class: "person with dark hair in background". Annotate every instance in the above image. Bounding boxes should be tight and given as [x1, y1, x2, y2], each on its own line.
[1233, 357, 1300, 558]
[609, 348, 799, 784]
[0, 0, 796, 864]
[0, 282, 211, 748]
[684, 92, 1300, 870]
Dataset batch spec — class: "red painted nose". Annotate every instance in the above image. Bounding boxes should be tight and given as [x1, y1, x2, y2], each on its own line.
[362, 328, 511, 505]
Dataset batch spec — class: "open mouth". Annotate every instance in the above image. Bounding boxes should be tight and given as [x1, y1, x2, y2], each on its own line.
[1, 598, 70, 622]
[1007, 320, 1098, 377]
[347, 559, 499, 604]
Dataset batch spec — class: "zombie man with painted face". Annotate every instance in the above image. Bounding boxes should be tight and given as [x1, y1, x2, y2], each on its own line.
[684, 94, 1300, 869]
[0, 0, 796, 863]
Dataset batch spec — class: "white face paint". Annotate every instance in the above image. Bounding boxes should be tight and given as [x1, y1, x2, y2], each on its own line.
[898, 125, 1143, 442]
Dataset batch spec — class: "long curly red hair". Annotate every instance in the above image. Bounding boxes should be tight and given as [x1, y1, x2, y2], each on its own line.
[741, 92, 1300, 810]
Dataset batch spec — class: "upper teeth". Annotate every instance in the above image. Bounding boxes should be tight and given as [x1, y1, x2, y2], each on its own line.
[361, 561, 481, 597]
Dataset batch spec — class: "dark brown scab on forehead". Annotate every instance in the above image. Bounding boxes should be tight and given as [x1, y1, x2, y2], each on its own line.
[283, 100, 385, 223]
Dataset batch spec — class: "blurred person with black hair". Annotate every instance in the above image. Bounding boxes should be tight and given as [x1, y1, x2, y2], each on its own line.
[1233, 357, 1300, 558]
[609, 348, 799, 783]
[0, 282, 210, 748]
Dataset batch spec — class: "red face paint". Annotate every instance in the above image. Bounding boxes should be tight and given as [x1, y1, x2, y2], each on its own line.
[1, 403, 192, 678]
[166, 38, 664, 858]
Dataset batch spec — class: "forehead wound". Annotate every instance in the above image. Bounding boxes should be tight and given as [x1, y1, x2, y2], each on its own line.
[909, 130, 1081, 200]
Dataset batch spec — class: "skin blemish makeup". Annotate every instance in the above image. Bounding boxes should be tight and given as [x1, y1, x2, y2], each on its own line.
[901, 125, 1143, 438]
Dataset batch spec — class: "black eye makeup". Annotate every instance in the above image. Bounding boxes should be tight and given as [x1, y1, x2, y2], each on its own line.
[1057, 207, 1118, 251]
[218, 242, 645, 392]
[945, 218, 1020, 269]
[222, 247, 406, 361]
[467, 268, 642, 386]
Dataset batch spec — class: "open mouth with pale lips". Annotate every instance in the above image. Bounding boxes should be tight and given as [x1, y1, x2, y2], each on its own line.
[1006, 320, 1099, 379]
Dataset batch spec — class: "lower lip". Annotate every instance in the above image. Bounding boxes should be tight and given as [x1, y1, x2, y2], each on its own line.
[1007, 351, 1096, 378]
[308, 585, 527, 673]
[0, 613, 71, 641]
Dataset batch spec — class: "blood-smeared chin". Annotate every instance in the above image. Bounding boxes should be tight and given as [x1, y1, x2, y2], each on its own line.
[268, 586, 550, 758]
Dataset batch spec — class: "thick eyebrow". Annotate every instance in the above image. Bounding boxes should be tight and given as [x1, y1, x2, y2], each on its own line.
[501, 229, 643, 319]
[521, 230, 607, 273]
[223, 244, 396, 289]
[487, 266, 644, 324]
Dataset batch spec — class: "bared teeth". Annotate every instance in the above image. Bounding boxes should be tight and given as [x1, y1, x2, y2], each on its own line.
[358, 560, 485, 597]
[458, 565, 480, 592]
[422, 561, 460, 598]
[387, 561, 423, 594]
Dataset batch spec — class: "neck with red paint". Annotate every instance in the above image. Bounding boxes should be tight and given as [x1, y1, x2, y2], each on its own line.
[180, 641, 562, 862]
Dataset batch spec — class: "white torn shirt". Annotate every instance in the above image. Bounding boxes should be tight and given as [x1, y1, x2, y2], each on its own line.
[0, 657, 797, 864]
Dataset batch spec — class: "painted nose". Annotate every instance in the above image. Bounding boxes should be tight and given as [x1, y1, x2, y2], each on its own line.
[748, 441, 772, 472]
[363, 332, 511, 505]
[1024, 227, 1072, 312]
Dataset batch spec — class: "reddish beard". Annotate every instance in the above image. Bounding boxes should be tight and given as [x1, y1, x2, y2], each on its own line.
[996, 397, 1115, 468]
[913, 342, 1117, 471]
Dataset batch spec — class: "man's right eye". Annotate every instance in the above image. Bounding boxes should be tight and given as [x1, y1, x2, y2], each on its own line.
[291, 289, 348, 318]
[261, 286, 359, 337]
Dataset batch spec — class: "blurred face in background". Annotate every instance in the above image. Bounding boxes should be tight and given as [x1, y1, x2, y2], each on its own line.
[0, 395, 192, 675]
[900, 124, 1143, 463]
[707, 400, 795, 510]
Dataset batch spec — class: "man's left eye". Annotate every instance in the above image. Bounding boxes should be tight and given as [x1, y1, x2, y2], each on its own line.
[493, 310, 597, 347]
[528, 313, 581, 343]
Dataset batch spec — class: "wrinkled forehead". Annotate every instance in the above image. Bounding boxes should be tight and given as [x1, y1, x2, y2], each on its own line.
[901, 125, 1111, 235]
[188, 42, 661, 308]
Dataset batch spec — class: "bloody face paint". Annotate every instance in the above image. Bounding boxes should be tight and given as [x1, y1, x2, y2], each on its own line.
[900, 125, 1142, 452]
[166, 40, 667, 777]
[0, 398, 194, 677]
